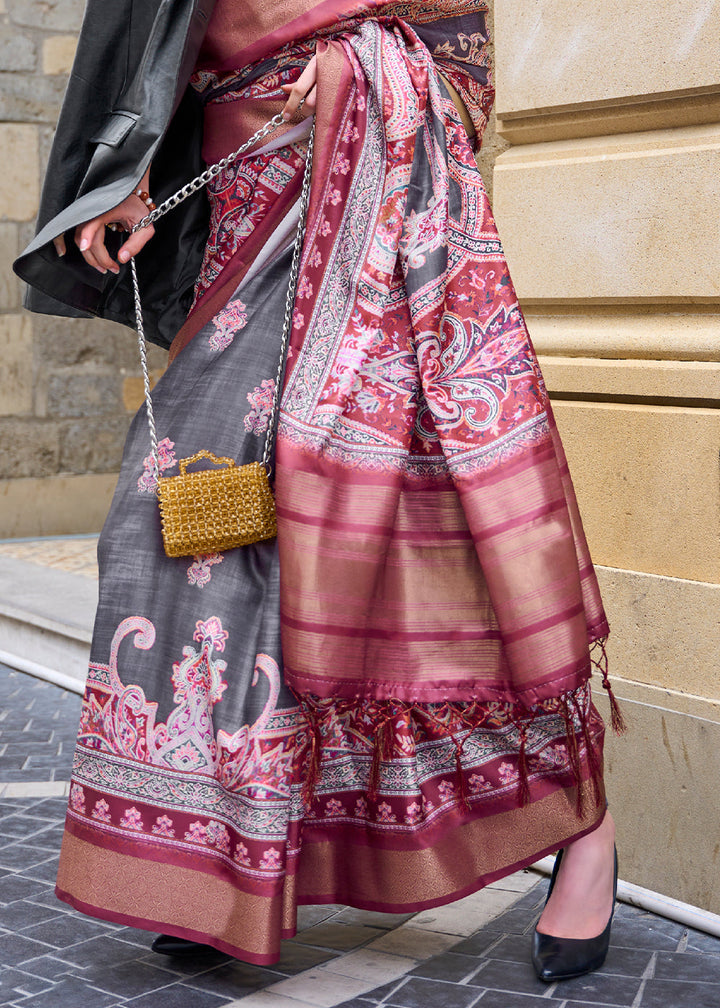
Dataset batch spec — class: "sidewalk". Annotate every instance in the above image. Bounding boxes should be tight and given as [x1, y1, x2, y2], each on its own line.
[1, 538, 720, 1007]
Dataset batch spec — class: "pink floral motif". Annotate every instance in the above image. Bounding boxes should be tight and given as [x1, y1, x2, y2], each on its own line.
[498, 762, 518, 784]
[354, 797, 368, 818]
[187, 553, 224, 588]
[234, 842, 251, 866]
[152, 815, 176, 838]
[469, 774, 493, 793]
[328, 188, 343, 206]
[260, 847, 282, 869]
[325, 799, 345, 817]
[243, 379, 276, 435]
[185, 821, 207, 843]
[120, 807, 144, 831]
[297, 276, 313, 299]
[377, 802, 397, 823]
[333, 154, 351, 175]
[437, 779, 456, 801]
[194, 617, 228, 653]
[309, 249, 322, 268]
[404, 801, 422, 824]
[319, 220, 332, 237]
[208, 299, 248, 351]
[91, 798, 111, 823]
[137, 437, 176, 494]
[168, 741, 203, 770]
[206, 820, 231, 854]
[69, 783, 86, 814]
[342, 122, 360, 143]
[293, 310, 305, 329]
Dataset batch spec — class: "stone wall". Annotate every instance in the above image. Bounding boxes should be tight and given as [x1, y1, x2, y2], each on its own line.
[493, 0, 720, 912]
[0, 0, 164, 536]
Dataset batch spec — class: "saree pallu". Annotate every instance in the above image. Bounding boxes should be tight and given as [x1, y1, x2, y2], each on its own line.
[56, 1, 618, 966]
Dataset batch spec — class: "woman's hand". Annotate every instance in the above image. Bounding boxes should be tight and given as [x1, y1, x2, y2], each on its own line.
[280, 53, 318, 121]
[52, 174, 156, 274]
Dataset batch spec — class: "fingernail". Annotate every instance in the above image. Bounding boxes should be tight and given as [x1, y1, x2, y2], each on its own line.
[79, 239, 89, 251]
[282, 111, 291, 121]
[118, 251, 128, 263]
[57, 247, 65, 257]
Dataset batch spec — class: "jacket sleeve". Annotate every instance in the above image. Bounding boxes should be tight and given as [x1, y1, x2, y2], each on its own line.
[14, 0, 216, 348]
[32, 0, 164, 238]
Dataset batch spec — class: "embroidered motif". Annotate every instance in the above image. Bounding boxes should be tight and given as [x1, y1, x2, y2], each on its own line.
[208, 299, 248, 351]
[187, 554, 224, 588]
[137, 438, 176, 494]
[244, 380, 276, 435]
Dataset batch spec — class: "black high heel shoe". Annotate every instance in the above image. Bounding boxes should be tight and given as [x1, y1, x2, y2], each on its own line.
[151, 934, 222, 956]
[532, 844, 618, 982]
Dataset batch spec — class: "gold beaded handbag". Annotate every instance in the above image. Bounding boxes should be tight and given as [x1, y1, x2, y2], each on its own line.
[130, 115, 315, 558]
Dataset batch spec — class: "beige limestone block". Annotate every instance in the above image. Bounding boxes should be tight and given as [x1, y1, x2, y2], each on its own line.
[527, 311, 720, 363]
[0, 315, 33, 416]
[0, 473, 117, 537]
[0, 223, 20, 309]
[494, 1, 720, 117]
[42, 35, 78, 75]
[596, 677, 720, 913]
[595, 565, 720, 700]
[122, 370, 165, 413]
[539, 357, 720, 401]
[497, 93, 720, 146]
[494, 125, 720, 303]
[552, 401, 720, 583]
[0, 124, 40, 221]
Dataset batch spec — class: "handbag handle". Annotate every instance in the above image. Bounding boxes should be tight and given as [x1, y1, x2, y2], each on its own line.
[178, 450, 236, 475]
[130, 110, 316, 481]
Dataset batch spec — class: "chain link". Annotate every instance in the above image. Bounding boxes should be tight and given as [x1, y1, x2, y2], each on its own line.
[131, 107, 314, 477]
[262, 122, 315, 467]
[131, 111, 288, 235]
[131, 257, 160, 477]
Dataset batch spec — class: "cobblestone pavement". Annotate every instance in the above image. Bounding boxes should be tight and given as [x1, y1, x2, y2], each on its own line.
[2, 666, 720, 1008]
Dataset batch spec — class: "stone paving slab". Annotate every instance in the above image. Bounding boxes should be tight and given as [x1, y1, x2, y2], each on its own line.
[2, 664, 720, 1008]
[0, 555, 96, 691]
[0, 538, 99, 580]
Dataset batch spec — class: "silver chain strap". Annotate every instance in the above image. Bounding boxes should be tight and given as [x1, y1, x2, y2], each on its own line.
[262, 120, 315, 467]
[130, 110, 315, 479]
[132, 110, 288, 235]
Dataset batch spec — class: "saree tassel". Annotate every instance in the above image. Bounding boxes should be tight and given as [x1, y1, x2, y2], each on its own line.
[592, 637, 627, 735]
[604, 677, 627, 736]
[517, 723, 531, 808]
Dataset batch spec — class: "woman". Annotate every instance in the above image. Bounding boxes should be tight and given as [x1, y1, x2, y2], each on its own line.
[15, 0, 620, 981]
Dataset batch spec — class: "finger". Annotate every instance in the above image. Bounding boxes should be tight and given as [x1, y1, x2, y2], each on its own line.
[82, 245, 107, 274]
[75, 221, 109, 273]
[282, 54, 318, 121]
[298, 85, 316, 119]
[53, 234, 66, 257]
[75, 219, 105, 258]
[117, 224, 155, 264]
[88, 230, 120, 274]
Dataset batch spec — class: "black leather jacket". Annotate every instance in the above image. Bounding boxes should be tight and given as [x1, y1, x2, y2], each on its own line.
[14, 0, 217, 348]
